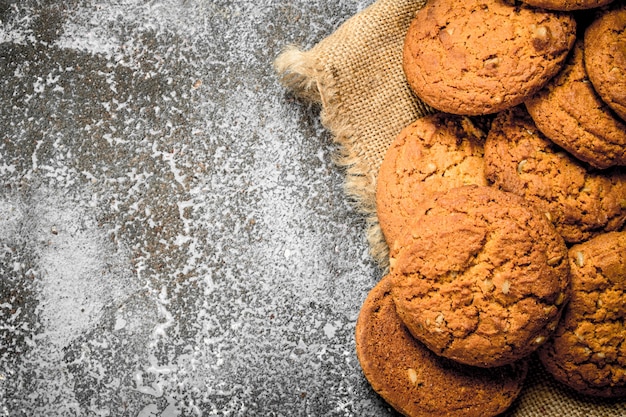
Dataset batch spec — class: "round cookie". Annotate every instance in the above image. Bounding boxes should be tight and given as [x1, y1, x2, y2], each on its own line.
[519, 0, 614, 10]
[484, 105, 626, 244]
[538, 231, 626, 398]
[525, 40, 626, 169]
[376, 113, 487, 247]
[389, 185, 570, 368]
[584, 4, 626, 121]
[355, 274, 529, 417]
[402, 0, 576, 115]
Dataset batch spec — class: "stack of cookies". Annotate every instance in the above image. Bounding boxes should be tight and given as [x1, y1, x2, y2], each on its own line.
[356, 1, 626, 415]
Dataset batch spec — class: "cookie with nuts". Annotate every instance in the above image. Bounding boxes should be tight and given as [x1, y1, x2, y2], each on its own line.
[355, 274, 529, 417]
[389, 185, 570, 368]
[584, 3, 626, 122]
[376, 113, 487, 247]
[484, 105, 626, 244]
[402, 0, 576, 115]
[538, 231, 626, 397]
[525, 40, 626, 169]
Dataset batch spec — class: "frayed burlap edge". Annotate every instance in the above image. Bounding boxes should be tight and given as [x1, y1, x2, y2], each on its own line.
[274, 0, 434, 272]
[274, 45, 388, 268]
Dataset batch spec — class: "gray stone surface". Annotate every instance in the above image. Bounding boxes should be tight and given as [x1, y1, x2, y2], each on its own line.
[0, 1, 394, 415]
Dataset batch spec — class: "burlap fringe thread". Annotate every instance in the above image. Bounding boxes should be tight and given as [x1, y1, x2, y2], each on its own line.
[274, 0, 626, 416]
[274, 0, 436, 272]
[275, 46, 388, 269]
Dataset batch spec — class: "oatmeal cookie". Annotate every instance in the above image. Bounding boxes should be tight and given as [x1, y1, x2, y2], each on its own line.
[525, 40, 626, 169]
[484, 106, 626, 244]
[538, 231, 626, 397]
[584, 3, 626, 121]
[376, 113, 487, 247]
[389, 185, 570, 368]
[402, 0, 576, 115]
[356, 274, 529, 417]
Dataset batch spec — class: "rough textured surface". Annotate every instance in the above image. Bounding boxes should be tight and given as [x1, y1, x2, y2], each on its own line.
[519, 0, 614, 10]
[355, 274, 529, 417]
[526, 40, 626, 169]
[538, 231, 626, 398]
[375, 113, 487, 248]
[389, 185, 570, 368]
[584, 3, 626, 121]
[0, 1, 392, 416]
[485, 106, 626, 244]
[402, 0, 576, 115]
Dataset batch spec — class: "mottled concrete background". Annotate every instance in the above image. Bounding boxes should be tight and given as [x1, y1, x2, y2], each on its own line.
[0, 1, 393, 415]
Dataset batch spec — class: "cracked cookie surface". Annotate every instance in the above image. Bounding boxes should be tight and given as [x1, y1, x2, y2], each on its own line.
[376, 113, 487, 247]
[584, 4, 626, 121]
[402, 0, 576, 115]
[484, 106, 626, 244]
[355, 274, 529, 417]
[525, 40, 626, 169]
[538, 231, 626, 397]
[389, 185, 570, 368]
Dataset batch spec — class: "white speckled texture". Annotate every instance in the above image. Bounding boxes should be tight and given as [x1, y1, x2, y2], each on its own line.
[0, 1, 390, 415]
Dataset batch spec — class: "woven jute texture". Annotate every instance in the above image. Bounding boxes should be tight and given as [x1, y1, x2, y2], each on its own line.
[274, 0, 626, 415]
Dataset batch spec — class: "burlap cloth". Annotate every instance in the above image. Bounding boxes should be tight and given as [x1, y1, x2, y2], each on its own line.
[274, 0, 626, 415]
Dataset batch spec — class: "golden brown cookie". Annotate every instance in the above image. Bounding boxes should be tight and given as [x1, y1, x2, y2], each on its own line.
[525, 40, 626, 169]
[538, 231, 626, 398]
[584, 3, 626, 121]
[519, 0, 613, 10]
[484, 106, 626, 244]
[402, 0, 576, 115]
[376, 113, 487, 247]
[355, 274, 529, 417]
[389, 185, 570, 368]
